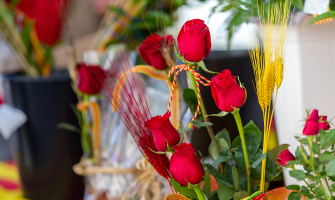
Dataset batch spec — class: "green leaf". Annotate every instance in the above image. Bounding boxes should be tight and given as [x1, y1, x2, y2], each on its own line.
[191, 119, 213, 128]
[169, 179, 197, 199]
[319, 152, 335, 164]
[217, 185, 235, 200]
[305, 11, 335, 27]
[196, 60, 218, 74]
[57, 123, 81, 134]
[331, 183, 335, 192]
[183, 88, 198, 114]
[325, 158, 335, 176]
[204, 170, 211, 200]
[204, 164, 234, 188]
[216, 129, 231, 146]
[206, 111, 229, 118]
[289, 170, 306, 181]
[233, 191, 248, 200]
[251, 152, 267, 168]
[209, 138, 230, 160]
[320, 129, 335, 149]
[211, 148, 233, 166]
[315, 187, 324, 197]
[292, 0, 303, 10]
[232, 166, 239, 191]
[286, 185, 301, 190]
[288, 192, 302, 200]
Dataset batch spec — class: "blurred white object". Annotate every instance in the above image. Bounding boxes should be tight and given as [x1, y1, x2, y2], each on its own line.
[0, 36, 21, 74]
[274, 14, 335, 186]
[0, 104, 27, 140]
[303, 0, 330, 15]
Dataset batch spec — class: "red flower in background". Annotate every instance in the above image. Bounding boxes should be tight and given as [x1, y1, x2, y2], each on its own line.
[210, 70, 246, 112]
[16, 0, 69, 45]
[303, 109, 320, 136]
[319, 115, 331, 131]
[76, 64, 105, 94]
[177, 19, 211, 62]
[144, 111, 180, 152]
[139, 34, 174, 70]
[277, 149, 295, 167]
[169, 143, 204, 186]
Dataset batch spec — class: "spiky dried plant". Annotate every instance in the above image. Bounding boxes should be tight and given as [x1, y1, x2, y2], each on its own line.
[98, 51, 170, 179]
[248, 0, 292, 191]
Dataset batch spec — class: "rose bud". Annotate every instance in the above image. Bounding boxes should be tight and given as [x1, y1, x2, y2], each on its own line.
[276, 149, 295, 167]
[169, 143, 204, 186]
[303, 109, 320, 136]
[144, 111, 180, 152]
[76, 64, 105, 94]
[210, 70, 246, 112]
[177, 19, 211, 62]
[319, 116, 331, 131]
[139, 34, 174, 70]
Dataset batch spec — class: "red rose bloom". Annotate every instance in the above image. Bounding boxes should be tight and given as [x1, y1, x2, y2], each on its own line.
[170, 143, 204, 186]
[76, 64, 105, 94]
[210, 70, 246, 112]
[177, 19, 211, 62]
[276, 149, 295, 167]
[319, 116, 331, 131]
[303, 109, 320, 136]
[17, 0, 69, 45]
[145, 111, 180, 152]
[139, 34, 174, 70]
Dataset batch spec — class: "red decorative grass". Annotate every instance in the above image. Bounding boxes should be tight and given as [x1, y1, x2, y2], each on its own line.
[96, 51, 170, 179]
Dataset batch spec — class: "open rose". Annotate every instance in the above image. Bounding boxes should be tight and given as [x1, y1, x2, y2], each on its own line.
[211, 70, 246, 112]
[76, 64, 105, 94]
[177, 19, 211, 62]
[169, 143, 204, 186]
[303, 109, 319, 136]
[139, 34, 174, 70]
[277, 149, 295, 167]
[144, 111, 180, 151]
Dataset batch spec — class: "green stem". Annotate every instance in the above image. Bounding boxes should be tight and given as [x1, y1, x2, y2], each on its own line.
[232, 108, 251, 195]
[82, 94, 92, 158]
[308, 136, 330, 200]
[189, 72, 224, 173]
[324, 177, 333, 200]
[193, 185, 205, 200]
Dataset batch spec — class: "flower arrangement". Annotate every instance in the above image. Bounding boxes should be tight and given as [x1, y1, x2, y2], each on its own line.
[281, 109, 335, 200]
[95, 1, 310, 199]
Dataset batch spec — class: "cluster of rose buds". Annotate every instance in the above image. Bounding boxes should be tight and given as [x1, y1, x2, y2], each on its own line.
[141, 19, 247, 187]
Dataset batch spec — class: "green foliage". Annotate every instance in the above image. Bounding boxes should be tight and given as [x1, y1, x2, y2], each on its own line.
[233, 191, 249, 200]
[305, 11, 335, 27]
[169, 179, 198, 199]
[57, 123, 81, 134]
[217, 185, 235, 200]
[204, 170, 212, 199]
[191, 119, 213, 128]
[183, 88, 198, 114]
[204, 164, 234, 188]
[105, 0, 186, 49]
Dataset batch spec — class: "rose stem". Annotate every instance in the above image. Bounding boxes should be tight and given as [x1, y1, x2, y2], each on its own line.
[232, 108, 251, 195]
[189, 72, 223, 172]
[193, 185, 205, 200]
[82, 94, 92, 158]
[308, 136, 331, 200]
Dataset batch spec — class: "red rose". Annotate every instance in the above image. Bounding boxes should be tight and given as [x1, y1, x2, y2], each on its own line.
[303, 109, 320, 136]
[276, 149, 295, 167]
[17, 0, 69, 45]
[177, 19, 211, 62]
[210, 70, 246, 112]
[319, 116, 331, 131]
[169, 143, 204, 186]
[139, 34, 174, 70]
[144, 111, 180, 152]
[76, 64, 105, 94]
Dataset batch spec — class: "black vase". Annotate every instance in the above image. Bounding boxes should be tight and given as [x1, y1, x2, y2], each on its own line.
[3, 70, 84, 200]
